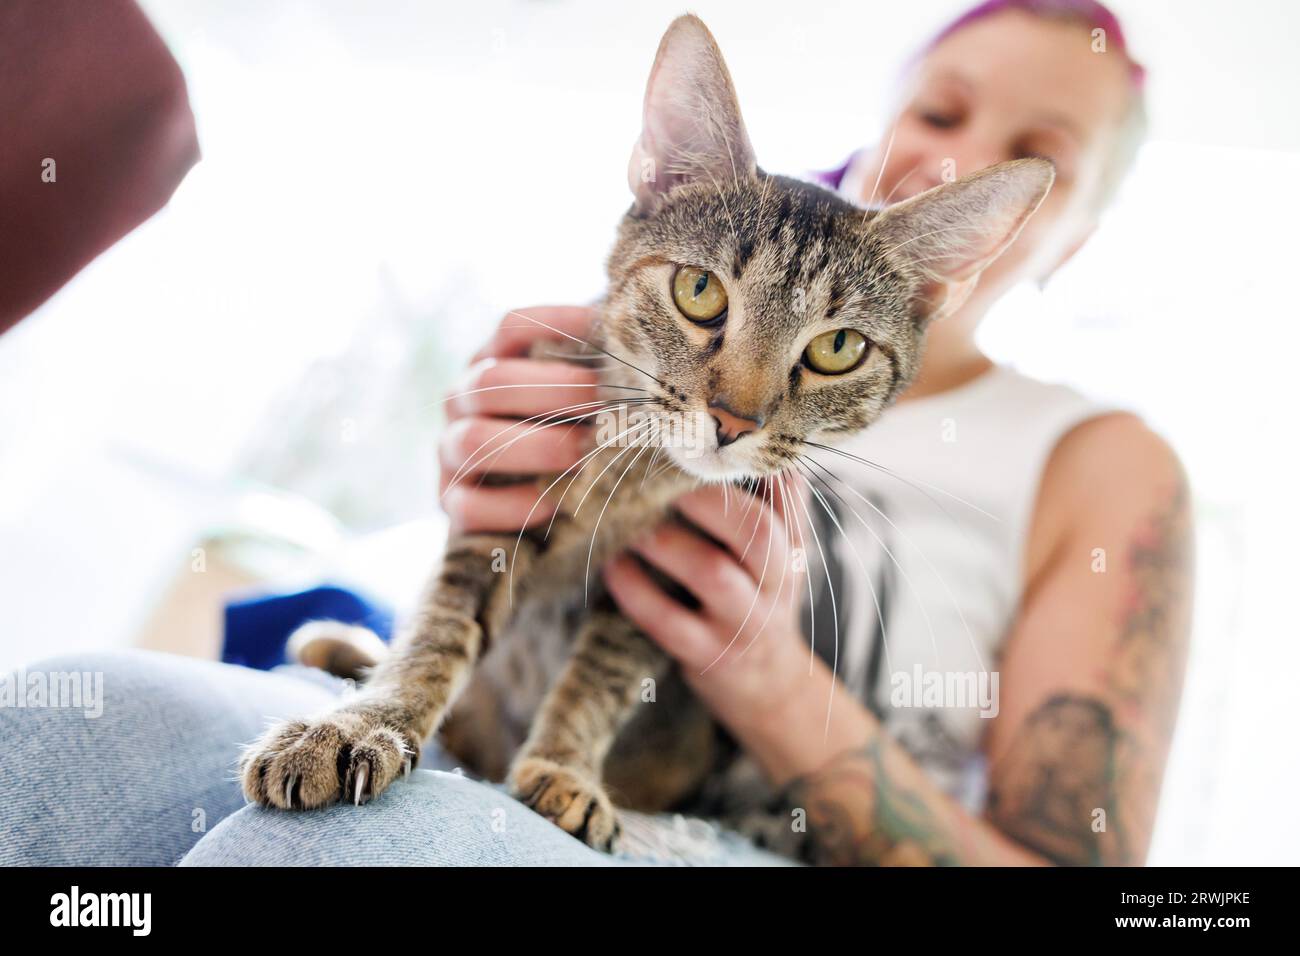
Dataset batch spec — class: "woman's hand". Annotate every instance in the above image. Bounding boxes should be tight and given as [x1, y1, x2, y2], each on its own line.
[601, 478, 813, 739]
[438, 305, 599, 534]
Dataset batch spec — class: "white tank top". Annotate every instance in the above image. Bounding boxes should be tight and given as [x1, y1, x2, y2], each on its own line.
[797, 362, 1125, 812]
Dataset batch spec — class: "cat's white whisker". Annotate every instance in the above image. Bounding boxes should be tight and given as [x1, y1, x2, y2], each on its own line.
[437, 382, 647, 408]
[699, 478, 777, 676]
[646, 449, 681, 484]
[790, 471, 849, 739]
[862, 118, 900, 220]
[794, 456, 900, 677]
[785, 465, 840, 688]
[638, 442, 666, 492]
[877, 222, 992, 261]
[571, 427, 656, 519]
[754, 167, 775, 237]
[804, 440, 1002, 524]
[735, 479, 768, 567]
[502, 310, 670, 391]
[880, 164, 922, 207]
[507, 418, 655, 606]
[453, 399, 659, 496]
[541, 419, 658, 543]
[734, 475, 798, 664]
[534, 350, 618, 365]
[445, 398, 655, 495]
[700, 166, 743, 257]
[846, 115, 904, 259]
[584, 438, 654, 605]
[777, 469, 820, 674]
[801, 452, 986, 673]
[447, 397, 617, 490]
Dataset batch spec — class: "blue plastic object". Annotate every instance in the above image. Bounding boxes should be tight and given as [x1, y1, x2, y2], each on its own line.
[221, 584, 395, 671]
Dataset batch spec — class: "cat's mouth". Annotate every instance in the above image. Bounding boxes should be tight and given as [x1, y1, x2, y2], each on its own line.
[651, 408, 774, 480]
[670, 447, 756, 481]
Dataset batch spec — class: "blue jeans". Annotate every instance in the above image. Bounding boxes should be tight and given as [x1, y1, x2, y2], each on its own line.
[0, 651, 794, 866]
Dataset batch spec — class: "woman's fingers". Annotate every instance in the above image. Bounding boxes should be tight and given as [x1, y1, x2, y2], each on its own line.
[769, 471, 810, 529]
[439, 417, 590, 491]
[443, 358, 603, 422]
[471, 305, 599, 363]
[602, 554, 717, 666]
[629, 521, 757, 622]
[437, 304, 603, 534]
[441, 482, 556, 535]
[673, 481, 795, 589]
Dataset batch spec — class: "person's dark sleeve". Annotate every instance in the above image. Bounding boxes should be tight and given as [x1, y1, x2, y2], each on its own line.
[0, 0, 200, 334]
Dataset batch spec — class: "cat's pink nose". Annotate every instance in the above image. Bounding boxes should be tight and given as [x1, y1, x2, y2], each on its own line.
[708, 403, 762, 448]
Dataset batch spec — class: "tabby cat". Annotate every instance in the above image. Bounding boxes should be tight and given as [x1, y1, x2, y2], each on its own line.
[239, 13, 1053, 852]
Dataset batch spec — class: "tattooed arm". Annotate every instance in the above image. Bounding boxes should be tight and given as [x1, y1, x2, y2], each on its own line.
[981, 415, 1193, 865]
[768, 415, 1194, 865]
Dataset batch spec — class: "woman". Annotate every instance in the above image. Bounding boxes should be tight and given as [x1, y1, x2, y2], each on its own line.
[0, 0, 1191, 866]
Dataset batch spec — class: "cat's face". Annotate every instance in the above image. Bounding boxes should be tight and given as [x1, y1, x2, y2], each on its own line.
[603, 174, 919, 480]
[599, 15, 1053, 482]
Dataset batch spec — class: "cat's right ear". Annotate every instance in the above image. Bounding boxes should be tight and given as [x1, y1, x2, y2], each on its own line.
[627, 15, 757, 216]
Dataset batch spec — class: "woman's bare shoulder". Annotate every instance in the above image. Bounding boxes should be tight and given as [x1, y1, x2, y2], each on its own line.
[1026, 410, 1190, 587]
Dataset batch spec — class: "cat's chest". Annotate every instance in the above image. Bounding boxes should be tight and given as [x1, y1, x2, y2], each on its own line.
[471, 453, 690, 731]
[527, 446, 693, 590]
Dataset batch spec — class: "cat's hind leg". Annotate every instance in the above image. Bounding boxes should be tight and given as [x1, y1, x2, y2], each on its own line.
[508, 607, 669, 851]
[288, 620, 389, 681]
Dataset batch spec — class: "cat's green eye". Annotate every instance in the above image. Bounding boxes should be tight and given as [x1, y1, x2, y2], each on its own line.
[804, 329, 868, 375]
[672, 265, 728, 323]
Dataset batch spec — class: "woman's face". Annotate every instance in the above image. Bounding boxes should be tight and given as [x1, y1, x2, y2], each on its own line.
[852, 9, 1135, 296]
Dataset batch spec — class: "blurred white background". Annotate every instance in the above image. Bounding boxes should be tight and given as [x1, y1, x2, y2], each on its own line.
[0, 0, 1296, 864]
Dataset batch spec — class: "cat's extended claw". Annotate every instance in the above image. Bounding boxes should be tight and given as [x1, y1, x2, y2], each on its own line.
[354, 765, 369, 805]
[239, 712, 411, 811]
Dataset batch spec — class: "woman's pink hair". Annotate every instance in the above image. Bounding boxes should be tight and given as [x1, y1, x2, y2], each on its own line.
[917, 0, 1145, 86]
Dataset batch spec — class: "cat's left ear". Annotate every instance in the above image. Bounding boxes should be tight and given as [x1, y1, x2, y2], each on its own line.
[627, 15, 757, 215]
[866, 158, 1055, 325]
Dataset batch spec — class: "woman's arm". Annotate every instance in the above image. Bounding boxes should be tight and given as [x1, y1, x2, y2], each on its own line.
[980, 413, 1194, 865]
[730, 643, 1051, 865]
[606, 413, 1194, 866]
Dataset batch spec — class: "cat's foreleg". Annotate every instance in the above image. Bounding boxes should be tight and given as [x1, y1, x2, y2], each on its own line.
[508, 607, 669, 850]
[240, 533, 534, 810]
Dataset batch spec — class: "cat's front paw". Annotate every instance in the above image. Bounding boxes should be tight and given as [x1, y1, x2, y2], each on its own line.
[240, 709, 416, 810]
[509, 757, 621, 852]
